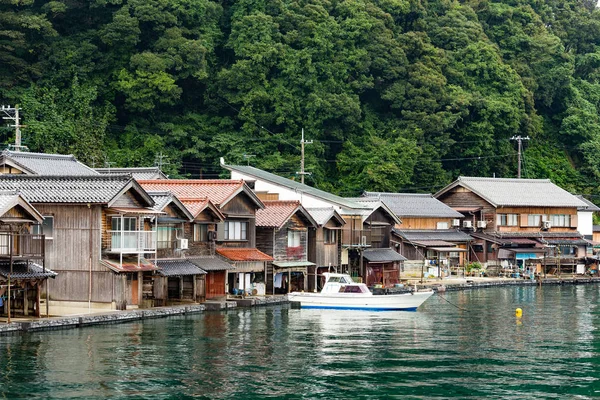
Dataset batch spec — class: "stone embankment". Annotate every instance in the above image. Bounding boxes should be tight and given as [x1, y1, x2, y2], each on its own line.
[0, 295, 288, 335]
[418, 276, 600, 292]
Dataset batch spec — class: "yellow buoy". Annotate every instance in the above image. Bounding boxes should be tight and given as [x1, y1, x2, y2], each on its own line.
[515, 308, 523, 317]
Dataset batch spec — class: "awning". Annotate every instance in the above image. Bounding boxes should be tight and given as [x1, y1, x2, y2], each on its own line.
[216, 248, 273, 262]
[188, 256, 234, 271]
[0, 261, 57, 280]
[362, 248, 407, 262]
[497, 248, 546, 259]
[412, 240, 456, 247]
[154, 259, 206, 276]
[430, 247, 467, 252]
[101, 258, 159, 273]
[273, 261, 315, 268]
[505, 238, 538, 245]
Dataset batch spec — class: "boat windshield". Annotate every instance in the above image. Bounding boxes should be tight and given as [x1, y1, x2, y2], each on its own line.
[327, 276, 354, 284]
[339, 285, 367, 293]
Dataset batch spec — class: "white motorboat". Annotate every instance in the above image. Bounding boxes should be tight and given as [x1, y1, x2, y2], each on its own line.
[288, 273, 433, 311]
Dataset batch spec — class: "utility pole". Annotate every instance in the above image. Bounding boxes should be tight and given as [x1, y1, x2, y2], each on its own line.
[297, 128, 313, 184]
[1, 104, 26, 152]
[155, 152, 169, 172]
[243, 154, 255, 166]
[510, 135, 530, 178]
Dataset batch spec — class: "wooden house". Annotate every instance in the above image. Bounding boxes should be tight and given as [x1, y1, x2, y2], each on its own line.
[221, 161, 402, 287]
[255, 200, 317, 293]
[305, 207, 345, 289]
[0, 191, 56, 319]
[138, 179, 270, 296]
[0, 175, 160, 313]
[435, 177, 590, 275]
[361, 192, 471, 276]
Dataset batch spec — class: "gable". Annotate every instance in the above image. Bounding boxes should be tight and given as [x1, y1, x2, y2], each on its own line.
[111, 189, 146, 208]
[220, 191, 258, 216]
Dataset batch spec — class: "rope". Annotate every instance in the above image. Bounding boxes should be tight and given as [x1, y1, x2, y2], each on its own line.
[436, 292, 468, 311]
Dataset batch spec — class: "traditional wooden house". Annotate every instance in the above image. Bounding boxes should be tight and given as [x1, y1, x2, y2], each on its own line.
[0, 150, 98, 175]
[221, 161, 402, 287]
[138, 179, 270, 296]
[361, 192, 471, 276]
[0, 175, 160, 313]
[96, 167, 168, 180]
[255, 200, 317, 293]
[305, 207, 345, 288]
[435, 177, 590, 275]
[0, 191, 56, 319]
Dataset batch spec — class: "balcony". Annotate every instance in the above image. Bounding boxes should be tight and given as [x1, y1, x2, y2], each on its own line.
[109, 230, 156, 254]
[0, 233, 45, 259]
[342, 229, 372, 247]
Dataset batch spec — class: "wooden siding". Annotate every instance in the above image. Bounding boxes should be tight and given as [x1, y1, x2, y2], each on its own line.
[273, 215, 308, 262]
[206, 271, 226, 299]
[111, 190, 145, 208]
[256, 227, 275, 257]
[308, 227, 340, 268]
[220, 193, 257, 216]
[399, 217, 455, 230]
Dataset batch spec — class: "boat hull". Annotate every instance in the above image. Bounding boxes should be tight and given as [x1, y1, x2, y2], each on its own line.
[288, 291, 433, 311]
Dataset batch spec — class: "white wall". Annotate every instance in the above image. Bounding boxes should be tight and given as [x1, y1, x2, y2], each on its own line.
[578, 210, 593, 237]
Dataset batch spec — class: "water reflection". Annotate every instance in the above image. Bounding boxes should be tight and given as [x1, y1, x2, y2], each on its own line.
[0, 286, 600, 398]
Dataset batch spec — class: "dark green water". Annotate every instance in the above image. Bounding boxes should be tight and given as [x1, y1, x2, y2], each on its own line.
[1, 285, 600, 399]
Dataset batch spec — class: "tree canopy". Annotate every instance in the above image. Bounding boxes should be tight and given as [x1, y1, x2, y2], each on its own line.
[1, 0, 600, 197]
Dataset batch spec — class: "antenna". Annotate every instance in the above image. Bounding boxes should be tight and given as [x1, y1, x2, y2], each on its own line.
[155, 152, 169, 171]
[243, 154, 255, 166]
[510, 135, 530, 178]
[296, 128, 313, 184]
[1, 104, 27, 152]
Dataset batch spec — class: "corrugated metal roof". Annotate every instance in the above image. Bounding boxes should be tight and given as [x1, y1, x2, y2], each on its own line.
[154, 259, 207, 276]
[393, 229, 473, 242]
[362, 248, 407, 262]
[96, 167, 168, 180]
[0, 150, 98, 176]
[436, 177, 587, 208]
[216, 248, 273, 261]
[222, 164, 365, 209]
[188, 256, 234, 271]
[0, 261, 57, 279]
[362, 192, 464, 218]
[0, 175, 150, 204]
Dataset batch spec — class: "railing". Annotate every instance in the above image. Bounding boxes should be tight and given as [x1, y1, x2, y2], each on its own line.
[0, 233, 45, 258]
[109, 230, 156, 253]
[341, 229, 372, 247]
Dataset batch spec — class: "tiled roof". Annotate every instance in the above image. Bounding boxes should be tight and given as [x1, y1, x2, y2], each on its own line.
[435, 177, 587, 208]
[256, 200, 316, 228]
[101, 258, 159, 273]
[138, 179, 263, 209]
[594, 225, 600, 232]
[306, 207, 345, 227]
[188, 256, 234, 271]
[222, 163, 365, 209]
[96, 167, 168, 180]
[0, 175, 153, 205]
[393, 229, 473, 242]
[0, 261, 57, 279]
[0, 150, 98, 176]
[362, 192, 464, 218]
[216, 248, 273, 262]
[342, 198, 402, 225]
[154, 259, 206, 276]
[0, 190, 44, 223]
[147, 191, 194, 221]
[362, 248, 407, 262]
[576, 195, 600, 212]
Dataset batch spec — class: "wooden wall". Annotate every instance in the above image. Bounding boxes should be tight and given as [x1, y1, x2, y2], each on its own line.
[273, 215, 308, 262]
[399, 217, 454, 230]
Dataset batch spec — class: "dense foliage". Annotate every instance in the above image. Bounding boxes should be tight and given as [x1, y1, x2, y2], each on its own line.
[2, 0, 600, 197]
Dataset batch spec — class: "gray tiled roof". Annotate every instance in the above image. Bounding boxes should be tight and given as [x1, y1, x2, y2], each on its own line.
[154, 259, 207, 276]
[0, 261, 57, 279]
[363, 192, 464, 218]
[306, 207, 345, 226]
[96, 167, 168, 180]
[362, 248, 407, 262]
[342, 198, 402, 225]
[188, 256, 234, 271]
[575, 195, 600, 212]
[222, 164, 365, 209]
[436, 177, 587, 208]
[0, 175, 142, 204]
[393, 229, 473, 242]
[0, 150, 98, 176]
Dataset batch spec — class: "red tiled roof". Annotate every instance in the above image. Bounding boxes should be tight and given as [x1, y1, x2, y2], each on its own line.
[180, 198, 210, 218]
[256, 200, 302, 228]
[216, 248, 273, 262]
[138, 180, 245, 206]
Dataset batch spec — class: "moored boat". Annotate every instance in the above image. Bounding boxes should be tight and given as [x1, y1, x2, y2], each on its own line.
[288, 273, 433, 311]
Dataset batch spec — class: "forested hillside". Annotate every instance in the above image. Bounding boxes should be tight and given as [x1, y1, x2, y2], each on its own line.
[2, 0, 600, 196]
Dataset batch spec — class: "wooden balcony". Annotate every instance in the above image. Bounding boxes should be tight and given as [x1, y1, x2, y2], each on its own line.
[0, 233, 45, 259]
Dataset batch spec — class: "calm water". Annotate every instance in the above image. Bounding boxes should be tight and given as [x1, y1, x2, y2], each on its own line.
[1, 285, 600, 399]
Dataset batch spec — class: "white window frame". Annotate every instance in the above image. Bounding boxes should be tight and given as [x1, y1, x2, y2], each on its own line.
[288, 230, 301, 248]
[550, 214, 571, 227]
[497, 214, 518, 226]
[527, 214, 542, 227]
[224, 221, 248, 240]
[436, 222, 449, 230]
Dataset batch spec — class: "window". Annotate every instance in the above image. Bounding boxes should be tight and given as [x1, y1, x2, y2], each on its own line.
[449, 251, 460, 258]
[224, 221, 247, 240]
[157, 226, 176, 249]
[32, 216, 54, 239]
[111, 217, 137, 231]
[436, 222, 449, 230]
[497, 214, 518, 226]
[324, 229, 336, 244]
[528, 214, 542, 227]
[288, 230, 301, 247]
[550, 214, 571, 227]
[194, 224, 208, 242]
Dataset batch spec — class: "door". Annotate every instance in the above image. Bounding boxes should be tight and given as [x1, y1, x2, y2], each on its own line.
[131, 274, 139, 305]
